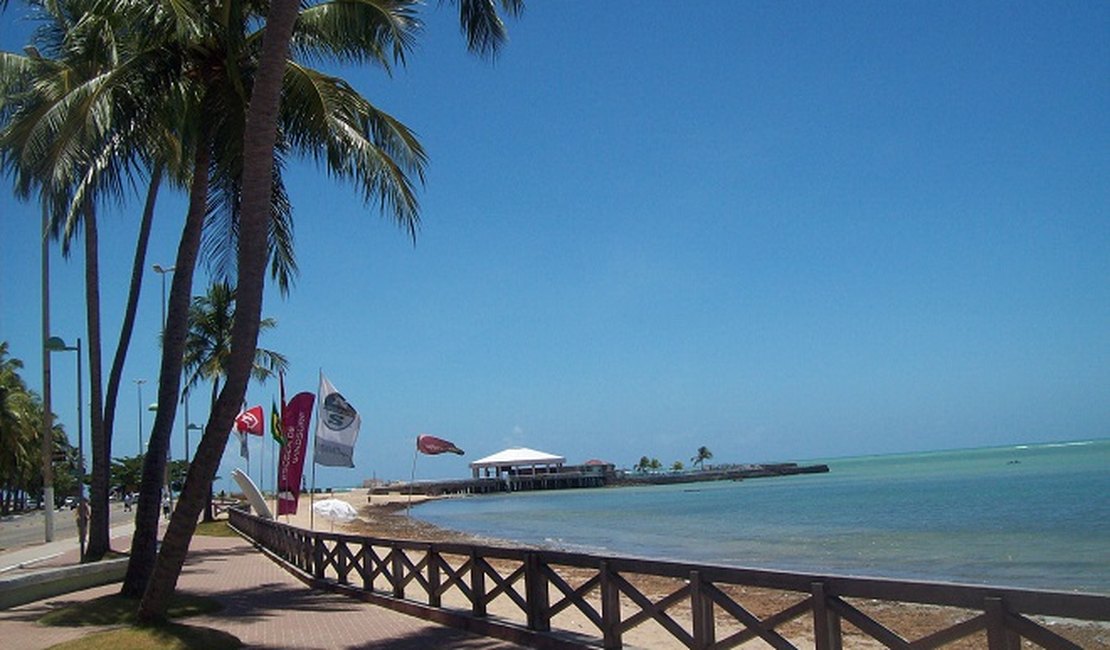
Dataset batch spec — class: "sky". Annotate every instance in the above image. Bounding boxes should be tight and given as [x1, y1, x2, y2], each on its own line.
[1, 2, 1108, 492]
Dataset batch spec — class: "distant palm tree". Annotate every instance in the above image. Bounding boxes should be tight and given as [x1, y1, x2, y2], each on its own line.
[182, 281, 288, 522]
[691, 446, 713, 471]
[0, 343, 37, 513]
[183, 282, 288, 412]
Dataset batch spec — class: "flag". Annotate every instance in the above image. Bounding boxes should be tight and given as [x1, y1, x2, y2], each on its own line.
[417, 434, 464, 456]
[314, 373, 361, 468]
[277, 391, 314, 515]
[270, 399, 285, 446]
[235, 405, 264, 436]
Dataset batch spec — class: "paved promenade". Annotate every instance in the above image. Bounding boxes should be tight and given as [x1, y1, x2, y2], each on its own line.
[0, 531, 525, 649]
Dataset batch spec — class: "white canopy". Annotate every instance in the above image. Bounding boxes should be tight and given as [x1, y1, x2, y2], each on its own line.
[470, 447, 566, 470]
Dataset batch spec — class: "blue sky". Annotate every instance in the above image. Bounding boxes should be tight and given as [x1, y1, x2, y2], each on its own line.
[2, 2, 1108, 491]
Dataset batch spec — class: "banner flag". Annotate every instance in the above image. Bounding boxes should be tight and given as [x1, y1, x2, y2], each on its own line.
[235, 405, 264, 436]
[417, 434, 464, 456]
[314, 373, 361, 468]
[270, 399, 285, 445]
[277, 391, 314, 515]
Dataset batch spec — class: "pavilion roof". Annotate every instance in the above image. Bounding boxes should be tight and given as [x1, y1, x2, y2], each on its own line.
[469, 447, 566, 469]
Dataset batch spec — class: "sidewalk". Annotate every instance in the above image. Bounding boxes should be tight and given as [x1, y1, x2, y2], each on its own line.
[0, 532, 526, 649]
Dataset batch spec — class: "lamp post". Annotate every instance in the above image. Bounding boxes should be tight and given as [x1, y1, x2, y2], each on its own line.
[45, 337, 82, 492]
[45, 336, 82, 557]
[152, 264, 175, 333]
[134, 379, 146, 453]
[40, 208, 55, 542]
[150, 402, 173, 513]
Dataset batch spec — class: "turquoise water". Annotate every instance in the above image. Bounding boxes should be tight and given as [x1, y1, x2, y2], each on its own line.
[414, 439, 1110, 593]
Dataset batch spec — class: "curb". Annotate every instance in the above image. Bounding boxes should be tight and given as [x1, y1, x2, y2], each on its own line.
[0, 558, 129, 609]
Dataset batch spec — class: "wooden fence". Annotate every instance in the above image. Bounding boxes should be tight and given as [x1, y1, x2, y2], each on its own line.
[228, 509, 1109, 649]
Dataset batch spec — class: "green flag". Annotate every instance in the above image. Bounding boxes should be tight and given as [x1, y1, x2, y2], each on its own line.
[271, 399, 285, 446]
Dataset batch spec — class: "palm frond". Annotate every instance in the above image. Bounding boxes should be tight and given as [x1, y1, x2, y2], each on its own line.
[448, 0, 523, 58]
[281, 61, 424, 237]
[293, 0, 420, 71]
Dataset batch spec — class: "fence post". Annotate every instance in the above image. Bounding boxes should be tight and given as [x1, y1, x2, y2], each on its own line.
[985, 597, 1020, 650]
[362, 541, 373, 592]
[601, 560, 622, 649]
[811, 582, 842, 650]
[525, 552, 551, 632]
[471, 549, 487, 617]
[312, 534, 325, 581]
[691, 570, 715, 650]
[392, 546, 405, 599]
[428, 548, 441, 608]
[337, 539, 349, 585]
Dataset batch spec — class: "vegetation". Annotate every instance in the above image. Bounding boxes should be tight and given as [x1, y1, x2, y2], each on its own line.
[181, 282, 287, 521]
[692, 446, 714, 470]
[194, 520, 238, 538]
[39, 592, 222, 627]
[45, 625, 242, 650]
[0, 342, 80, 513]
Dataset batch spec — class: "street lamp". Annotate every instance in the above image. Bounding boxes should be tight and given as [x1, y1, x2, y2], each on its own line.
[45, 336, 83, 558]
[186, 422, 204, 464]
[45, 337, 82, 492]
[134, 379, 146, 453]
[152, 264, 175, 334]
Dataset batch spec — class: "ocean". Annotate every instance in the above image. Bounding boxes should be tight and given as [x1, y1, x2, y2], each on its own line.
[413, 439, 1110, 594]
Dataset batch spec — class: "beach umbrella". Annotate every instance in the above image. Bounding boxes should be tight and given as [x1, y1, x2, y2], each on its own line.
[312, 498, 359, 531]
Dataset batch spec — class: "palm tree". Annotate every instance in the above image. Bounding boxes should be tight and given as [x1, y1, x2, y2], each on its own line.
[137, 0, 524, 621]
[0, 0, 143, 559]
[182, 281, 287, 520]
[0, 343, 37, 513]
[128, 0, 428, 608]
[691, 446, 713, 471]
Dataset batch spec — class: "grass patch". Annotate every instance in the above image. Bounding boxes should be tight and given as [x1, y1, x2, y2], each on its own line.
[46, 622, 241, 650]
[39, 593, 222, 627]
[194, 520, 238, 537]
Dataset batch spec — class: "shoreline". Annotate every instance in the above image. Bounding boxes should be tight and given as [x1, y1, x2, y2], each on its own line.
[263, 488, 1106, 649]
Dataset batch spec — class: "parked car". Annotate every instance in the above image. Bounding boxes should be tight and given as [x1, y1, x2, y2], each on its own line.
[63, 496, 77, 509]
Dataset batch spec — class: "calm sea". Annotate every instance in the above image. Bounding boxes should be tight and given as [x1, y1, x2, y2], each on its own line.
[414, 439, 1110, 593]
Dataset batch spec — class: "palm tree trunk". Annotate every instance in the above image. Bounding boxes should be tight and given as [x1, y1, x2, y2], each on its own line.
[82, 204, 106, 560]
[137, 0, 300, 622]
[88, 168, 161, 561]
[121, 144, 209, 598]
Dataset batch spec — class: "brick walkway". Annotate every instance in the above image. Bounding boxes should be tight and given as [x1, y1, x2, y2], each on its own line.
[0, 534, 526, 649]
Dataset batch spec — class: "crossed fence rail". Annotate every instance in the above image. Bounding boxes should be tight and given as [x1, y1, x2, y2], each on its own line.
[228, 508, 1109, 649]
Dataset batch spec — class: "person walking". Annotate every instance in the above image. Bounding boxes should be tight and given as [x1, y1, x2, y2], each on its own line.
[76, 498, 90, 561]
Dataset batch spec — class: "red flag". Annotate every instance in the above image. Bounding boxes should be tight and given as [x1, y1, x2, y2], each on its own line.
[417, 434, 464, 456]
[277, 392, 314, 515]
[235, 406, 264, 436]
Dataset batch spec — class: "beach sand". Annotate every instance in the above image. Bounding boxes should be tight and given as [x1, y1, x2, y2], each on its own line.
[262, 489, 1105, 649]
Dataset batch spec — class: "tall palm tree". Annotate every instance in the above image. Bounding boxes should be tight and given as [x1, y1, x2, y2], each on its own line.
[128, 0, 427, 605]
[0, 0, 163, 559]
[138, 0, 524, 621]
[182, 281, 287, 520]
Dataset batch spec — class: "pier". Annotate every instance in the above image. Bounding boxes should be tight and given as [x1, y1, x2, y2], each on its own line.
[372, 462, 830, 497]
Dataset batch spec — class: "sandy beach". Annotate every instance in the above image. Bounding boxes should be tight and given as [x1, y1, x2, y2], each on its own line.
[252, 489, 1105, 649]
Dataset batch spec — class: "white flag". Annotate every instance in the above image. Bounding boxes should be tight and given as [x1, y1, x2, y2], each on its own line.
[314, 373, 360, 467]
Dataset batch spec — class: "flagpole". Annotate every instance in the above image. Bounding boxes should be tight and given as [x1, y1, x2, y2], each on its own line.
[407, 444, 418, 517]
[309, 369, 321, 531]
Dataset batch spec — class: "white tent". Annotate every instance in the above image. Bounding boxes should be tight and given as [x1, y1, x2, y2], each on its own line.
[470, 447, 566, 478]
